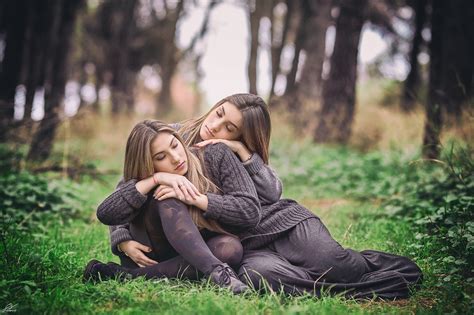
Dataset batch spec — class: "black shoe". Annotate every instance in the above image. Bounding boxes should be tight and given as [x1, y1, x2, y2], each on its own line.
[83, 259, 131, 283]
[208, 263, 248, 294]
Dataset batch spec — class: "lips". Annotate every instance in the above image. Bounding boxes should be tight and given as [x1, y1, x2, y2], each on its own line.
[175, 161, 186, 171]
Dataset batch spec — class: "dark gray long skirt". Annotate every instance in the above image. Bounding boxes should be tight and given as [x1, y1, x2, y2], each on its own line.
[238, 218, 423, 299]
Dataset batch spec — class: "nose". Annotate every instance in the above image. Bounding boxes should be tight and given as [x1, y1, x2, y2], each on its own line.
[170, 151, 181, 163]
[209, 121, 220, 133]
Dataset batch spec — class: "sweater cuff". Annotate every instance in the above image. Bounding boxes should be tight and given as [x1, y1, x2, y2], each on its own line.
[204, 193, 223, 220]
[122, 179, 148, 209]
[110, 228, 134, 256]
[243, 153, 265, 176]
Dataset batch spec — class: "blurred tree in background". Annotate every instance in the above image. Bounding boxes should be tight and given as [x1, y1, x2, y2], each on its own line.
[0, 0, 472, 163]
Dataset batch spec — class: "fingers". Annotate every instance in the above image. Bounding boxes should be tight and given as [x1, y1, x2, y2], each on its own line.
[194, 139, 216, 147]
[171, 182, 185, 200]
[130, 251, 158, 267]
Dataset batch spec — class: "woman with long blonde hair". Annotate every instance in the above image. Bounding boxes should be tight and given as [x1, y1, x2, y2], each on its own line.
[108, 93, 281, 269]
[85, 120, 260, 294]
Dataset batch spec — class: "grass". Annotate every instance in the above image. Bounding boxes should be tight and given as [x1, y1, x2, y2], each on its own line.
[0, 146, 435, 314]
[1, 105, 472, 314]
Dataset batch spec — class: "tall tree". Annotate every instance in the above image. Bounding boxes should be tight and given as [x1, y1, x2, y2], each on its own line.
[247, 0, 265, 95]
[314, 0, 366, 143]
[0, 0, 28, 140]
[401, 0, 428, 111]
[109, 0, 138, 114]
[422, 0, 444, 159]
[269, 0, 293, 100]
[28, 0, 83, 161]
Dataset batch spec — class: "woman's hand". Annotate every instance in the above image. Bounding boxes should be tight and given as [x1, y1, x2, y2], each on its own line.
[194, 139, 252, 162]
[154, 173, 200, 201]
[118, 240, 158, 267]
[154, 184, 208, 210]
[154, 184, 196, 205]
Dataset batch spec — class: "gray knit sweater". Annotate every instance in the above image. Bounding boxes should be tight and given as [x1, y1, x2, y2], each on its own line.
[98, 144, 313, 253]
[104, 150, 283, 255]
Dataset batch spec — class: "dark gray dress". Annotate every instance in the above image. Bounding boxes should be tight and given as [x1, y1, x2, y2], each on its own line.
[97, 143, 422, 299]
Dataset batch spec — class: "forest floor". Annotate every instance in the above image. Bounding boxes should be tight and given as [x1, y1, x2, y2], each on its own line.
[1, 111, 472, 314]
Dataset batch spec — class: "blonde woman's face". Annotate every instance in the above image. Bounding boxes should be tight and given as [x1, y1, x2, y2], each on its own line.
[200, 102, 243, 141]
[150, 132, 188, 175]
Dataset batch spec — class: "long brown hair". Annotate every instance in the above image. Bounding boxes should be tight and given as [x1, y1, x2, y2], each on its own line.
[179, 93, 272, 163]
[124, 120, 230, 235]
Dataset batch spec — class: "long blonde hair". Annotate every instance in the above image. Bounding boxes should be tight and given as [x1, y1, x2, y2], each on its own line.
[179, 93, 272, 164]
[124, 120, 230, 235]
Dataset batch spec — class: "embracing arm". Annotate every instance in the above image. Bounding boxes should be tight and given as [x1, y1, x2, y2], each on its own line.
[243, 153, 282, 205]
[96, 179, 148, 225]
[202, 143, 261, 229]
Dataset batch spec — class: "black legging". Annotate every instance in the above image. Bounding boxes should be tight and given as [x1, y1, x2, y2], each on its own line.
[123, 198, 242, 280]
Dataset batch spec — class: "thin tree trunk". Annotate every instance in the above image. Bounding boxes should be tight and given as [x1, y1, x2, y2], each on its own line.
[110, 0, 138, 114]
[284, 0, 305, 97]
[248, 0, 263, 95]
[157, 0, 184, 115]
[422, 0, 444, 159]
[24, 0, 52, 120]
[314, 0, 366, 143]
[401, 0, 427, 111]
[269, 0, 293, 100]
[28, 0, 83, 161]
[0, 0, 28, 139]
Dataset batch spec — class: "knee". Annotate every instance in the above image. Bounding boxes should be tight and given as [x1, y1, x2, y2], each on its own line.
[207, 235, 243, 268]
[238, 256, 275, 291]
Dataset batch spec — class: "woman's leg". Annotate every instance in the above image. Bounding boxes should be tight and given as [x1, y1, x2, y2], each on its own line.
[239, 218, 422, 299]
[130, 234, 243, 280]
[269, 217, 368, 283]
[126, 198, 247, 293]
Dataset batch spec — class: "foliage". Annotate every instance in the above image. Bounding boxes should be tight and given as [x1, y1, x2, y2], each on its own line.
[385, 144, 474, 310]
[271, 141, 424, 201]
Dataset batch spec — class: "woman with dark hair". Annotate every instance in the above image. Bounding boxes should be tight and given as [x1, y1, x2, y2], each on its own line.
[106, 93, 280, 269]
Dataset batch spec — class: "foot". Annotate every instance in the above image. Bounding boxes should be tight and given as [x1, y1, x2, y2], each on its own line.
[208, 263, 248, 294]
[83, 259, 131, 283]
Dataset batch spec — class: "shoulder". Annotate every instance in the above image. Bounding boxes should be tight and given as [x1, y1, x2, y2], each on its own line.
[203, 142, 233, 158]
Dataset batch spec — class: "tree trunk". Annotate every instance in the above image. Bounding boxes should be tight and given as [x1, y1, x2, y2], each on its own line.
[314, 0, 365, 143]
[284, 0, 305, 97]
[401, 0, 427, 112]
[269, 0, 293, 100]
[110, 0, 138, 114]
[422, 0, 444, 159]
[247, 0, 264, 95]
[24, 0, 53, 120]
[0, 0, 28, 139]
[440, 0, 474, 119]
[157, 0, 184, 115]
[28, 0, 83, 161]
[298, 0, 332, 101]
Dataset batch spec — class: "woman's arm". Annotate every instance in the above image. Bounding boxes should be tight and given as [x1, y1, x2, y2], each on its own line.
[242, 153, 282, 205]
[97, 174, 200, 225]
[202, 143, 262, 229]
[194, 139, 282, 205]
[97, 179, 148, 225]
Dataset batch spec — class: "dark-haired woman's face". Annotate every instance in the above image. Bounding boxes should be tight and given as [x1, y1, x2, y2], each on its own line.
[200, 102, 243, 141]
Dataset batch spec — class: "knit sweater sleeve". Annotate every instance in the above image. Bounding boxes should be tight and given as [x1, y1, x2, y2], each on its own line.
[202, 143, 261, 229]
[96, 178, 148, 225]
[243, 153, 282, 205]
